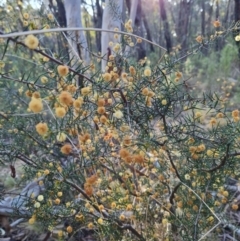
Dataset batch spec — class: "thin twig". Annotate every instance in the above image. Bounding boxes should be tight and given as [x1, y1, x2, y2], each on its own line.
[0, 27, 167, 51]
[121, 224, 146, 241]
[198, 222, 221, 241]
[1, 74, 52, 90]
[10, 218, 25, 228]
[201, 143, 230, 172]
[181, 182, 221, 222]
[7, 37, 94, 84]
[169, 183, 181, 205]
[194, 180, 211, 241]
[166, 149, 182, 181]
[42, 231, 51, 241]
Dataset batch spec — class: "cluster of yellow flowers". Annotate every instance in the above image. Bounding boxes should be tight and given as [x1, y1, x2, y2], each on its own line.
[124, 19, 133, 33]
[7, 20, 239, 240]
[189, 143, 206, 160]
[235, 35, 240, 42]
[29, 97, 43, 113]
[24, 35, 39, 49]
[232, 109, 240, 122]
[213, 20, 221, 28]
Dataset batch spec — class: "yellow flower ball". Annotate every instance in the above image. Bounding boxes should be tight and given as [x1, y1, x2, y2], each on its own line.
[207, 216, 214, 223]
[35, 122, 48, 136]
[232, 109, 239, 118]
[57, 230, 63, 237]
[216, 113, 224, 118]
[223, 190, 229, 197]
[40, 76, 48, 84]
[34, 202, 41, 208]
[57, 65, 69, 76]
[129, 66, 136, 75]
[81, 87, 91, 96]
[32, 91, 41, 99]
[28, 218, 35, 225]
[111, 202, 116, 209]
[56, 132, 67, 142]
[113, 110, 123, 119]
[43, 56, 49, 62]
[59, 91, 72, 106]
[54, 198, 61, 205]
[66, 226, 73, 233]
[29, 98, 43, 113]
[100, 115, 108, 124]
[47, 14, 54, 21]
[126, 204, 132, 211]
[235, 35, 240, 42]
[113, 43, 120, 52]
[103, 73, 112, 82]
[7, 5, 13, 11]
[61, 143, 72, 155]
[209, 118, 217, 125]
[213, 20, 221, 28]
[231, 204, 238, 211]
[119, 214, 125, 221]
[24, 35, 39, 49]
[161, 99, 167, 105]
[23, 21, 28, 27]
[44, 169, 50, 175]
[23, 13, 29, 19]
[162, 218, 168, 225]
[97, 106, 105, 115]
[88, 222, 94, 229]
[142, 88, 149, 96]
[57, 192, 63, 197]
[195, 112, 202, 118]
[73, 99, 83, 109]
[196, 35, 203, 44]
[0, 61, 5, 68]
[97, 218, 104, 225]
[175, 71, 182, 79]
[144, 68, 151, 77]
[55, 107, 66, 118]
[37, 195, 44, 202]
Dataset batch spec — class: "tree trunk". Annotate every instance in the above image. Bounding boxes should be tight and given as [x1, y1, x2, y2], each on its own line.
[44, 0, 67, 27]
[101, 0, 123, 71]
[125, 0, 131, 14]
[142, 11, 154, 52]
[124, 0, 146, 60]
[42, 0, 69, 60]
[130, 0, 138, 24]
[201, 0, 205, 36]
[215, 0, 221, 52]
[216, 0, 219, 19]
[64, 0, 90, 65]
[92, 0, 103, 52]
[235, 0, 240, 58]
[176, 0, 192, 53]
[133, 0, 146, 60]
[124, 0, 138, 57]
[159, 0, 172, 53]
[235, 0, 240, 21]
[206, 2, 213, 35]
[224, 0, 231, 23]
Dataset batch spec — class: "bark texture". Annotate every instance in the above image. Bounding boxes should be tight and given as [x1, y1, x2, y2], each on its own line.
[159, 0, 172, 53]
[64, 0, 90, 65]
[101, 0, 123, 71]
